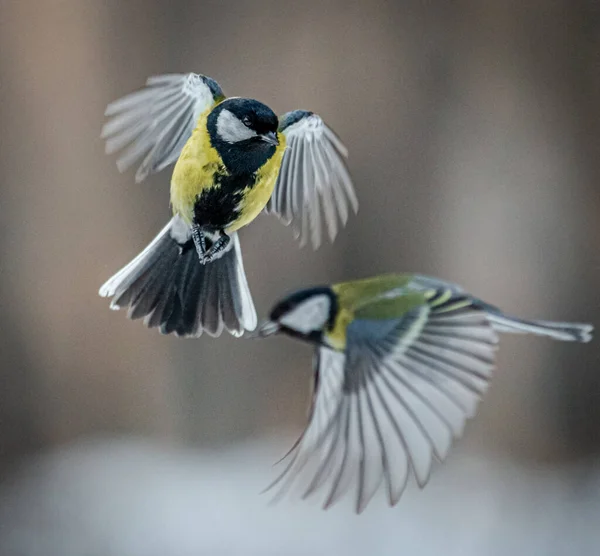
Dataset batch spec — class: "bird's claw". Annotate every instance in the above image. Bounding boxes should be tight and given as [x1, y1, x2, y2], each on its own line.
[192, 226, 230, 264]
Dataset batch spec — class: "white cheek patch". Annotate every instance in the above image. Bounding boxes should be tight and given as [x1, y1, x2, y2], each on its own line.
[216, 109, 257, 143]
[280, 295, 331, 334]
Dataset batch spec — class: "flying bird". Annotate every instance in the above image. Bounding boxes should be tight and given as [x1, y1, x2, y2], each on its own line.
[258, 273, 593, 512]
[99, 73, 357, 337]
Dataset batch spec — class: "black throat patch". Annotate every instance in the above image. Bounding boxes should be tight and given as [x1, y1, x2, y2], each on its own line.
[206, 108, 277, 175]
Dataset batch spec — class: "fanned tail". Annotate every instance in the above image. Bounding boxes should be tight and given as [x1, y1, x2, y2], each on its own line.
[99, 215, 257, 337]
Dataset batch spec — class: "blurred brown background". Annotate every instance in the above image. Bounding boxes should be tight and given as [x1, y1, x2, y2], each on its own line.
[0, 1, 599, 554]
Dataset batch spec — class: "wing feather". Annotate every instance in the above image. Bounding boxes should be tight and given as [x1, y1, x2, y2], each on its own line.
[383, 359, 454, 461]
[323, 395, 354, 509]
[308, 137, 337, 242]
[266, 111, 357, 248]
[102, 73, 223, 182]
[264, 349, 345, 496]
[265, 302, 498, 512]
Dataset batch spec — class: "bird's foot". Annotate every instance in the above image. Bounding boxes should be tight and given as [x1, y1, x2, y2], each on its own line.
[192, 227, 230, 264]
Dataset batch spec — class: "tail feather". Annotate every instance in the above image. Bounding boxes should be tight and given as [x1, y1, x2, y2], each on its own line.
[486, 313, 593, 343]
[99, 216, 257, 337]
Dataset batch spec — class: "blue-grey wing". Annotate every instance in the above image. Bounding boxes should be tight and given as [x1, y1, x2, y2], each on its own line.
[265, 305, 498, 513]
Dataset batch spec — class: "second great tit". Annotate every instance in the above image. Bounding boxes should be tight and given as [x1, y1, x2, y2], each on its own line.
[99, 73, 357, 338]
[257, 273, 593, 512]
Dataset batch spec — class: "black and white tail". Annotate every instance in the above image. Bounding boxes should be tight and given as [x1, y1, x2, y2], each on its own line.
[485, 312, 593, 343]
[99, 215, 257, 337]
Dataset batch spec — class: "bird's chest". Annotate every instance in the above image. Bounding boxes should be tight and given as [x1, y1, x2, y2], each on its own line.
[324, 308, 354, 351]
[170, 125, 284, 231]
[170, 122, 223, 223]
[225, 152, 283, 232]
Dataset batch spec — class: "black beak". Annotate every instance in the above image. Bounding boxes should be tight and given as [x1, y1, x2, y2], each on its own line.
[257, 320, 280, 337]
[246, 320, 280, 339]
[261, 131, 279, 146]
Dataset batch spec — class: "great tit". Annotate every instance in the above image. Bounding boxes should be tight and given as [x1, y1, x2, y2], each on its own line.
[257, 273, 593, 512]
[99, 73, 357, 337]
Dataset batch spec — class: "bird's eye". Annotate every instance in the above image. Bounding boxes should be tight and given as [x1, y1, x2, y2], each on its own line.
[242, 116, 251, 127]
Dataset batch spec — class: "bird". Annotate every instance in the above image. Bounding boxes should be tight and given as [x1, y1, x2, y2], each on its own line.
[257, 273, 593, 513]
[98, 73, 357, 337]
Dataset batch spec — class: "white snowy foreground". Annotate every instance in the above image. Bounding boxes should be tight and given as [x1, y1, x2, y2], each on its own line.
[0, 436, 599, 556]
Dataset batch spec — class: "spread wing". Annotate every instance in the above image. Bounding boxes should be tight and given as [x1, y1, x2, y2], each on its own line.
[101, 73, 224, 183]
[266, 111, 358, 249]
[266, 292, 498, 513]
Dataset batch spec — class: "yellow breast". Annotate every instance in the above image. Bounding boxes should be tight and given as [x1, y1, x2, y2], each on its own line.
[225, 136, 286, 233]
[170, 109, 220, 224]
[324, 307, 354, 351]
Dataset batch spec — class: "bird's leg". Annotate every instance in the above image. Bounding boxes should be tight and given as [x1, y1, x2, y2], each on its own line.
[192, 226, 230, 264]
[202, 230, 230, 263]
[191, 224, 210, 262]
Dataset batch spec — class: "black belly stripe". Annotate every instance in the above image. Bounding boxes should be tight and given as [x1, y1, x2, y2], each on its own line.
[193, 170, 256, 231]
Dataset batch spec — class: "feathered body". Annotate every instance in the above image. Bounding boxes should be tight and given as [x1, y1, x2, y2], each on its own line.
[282, 274, 592, 351]
[171, 106, 286, 231]
[258, 273, 593, 512]
[99, 73, 356, 337]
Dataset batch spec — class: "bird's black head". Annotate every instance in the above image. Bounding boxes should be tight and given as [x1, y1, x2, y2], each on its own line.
[207, 98, 279, 174]
[257, 287, 338, 345]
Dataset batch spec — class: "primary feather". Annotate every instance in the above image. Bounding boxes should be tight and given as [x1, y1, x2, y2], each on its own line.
[102, 73, 223, 183]
[266, 110, 358, 249]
